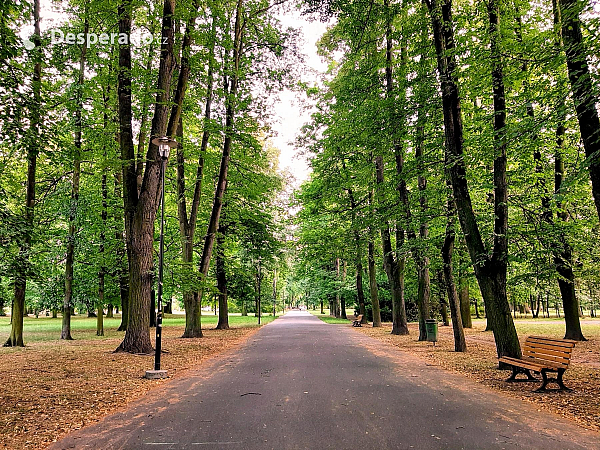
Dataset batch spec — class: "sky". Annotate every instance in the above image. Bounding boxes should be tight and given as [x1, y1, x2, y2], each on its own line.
[272, 11, 330, 186]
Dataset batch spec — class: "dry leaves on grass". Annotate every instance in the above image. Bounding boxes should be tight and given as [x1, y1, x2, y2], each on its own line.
[0, 326, 258, 449]
[356, 322, 600, 433]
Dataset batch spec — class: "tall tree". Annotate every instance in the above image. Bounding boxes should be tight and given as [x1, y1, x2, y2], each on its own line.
[4, 0, 41, 347]
[177, 7, 215, 338]
[425, 0, 521, 359]
[116, 0, 179, 354]
[196, 0, 244, 315]
[62, 14, 89, 341]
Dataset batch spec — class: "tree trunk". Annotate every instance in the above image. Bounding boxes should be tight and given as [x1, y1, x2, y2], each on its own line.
[368, 235, 381, 327]
[375, 156, 409, 335]
[334, 258, 341, 318]
[5, 0, 41, 347]
[116, 0, 177, 354]
[367, 188, 381, 328]
[426, 0, 520, 359]
[176, 116, 204, 337]
[554, 117, 584, 339]
[114, 170, 129, 332]
[341, 260, 347, 319]
[436, 270, 450, 326]
[62, 16, 88, 341]
[272, 269, 277, 317]
[382, 7, 411, 336]
[552, 0, 586, 341]
[458, 259, 472, 328]
[150, 289, 156, 327]
[355, 236, 367, 323]
[135, 34, 156, 195]
[215, 223, 229, 330]
[96, 305, 104, 336]
[441, 193, 467, 352]
[558, 0, 600, 224]
[347, 187, 367, 323]
[415, 101, 431, 339]
[98, 138, 108, 337]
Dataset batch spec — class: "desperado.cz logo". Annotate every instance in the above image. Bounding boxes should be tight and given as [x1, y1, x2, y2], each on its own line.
[22, 30, 163, 49]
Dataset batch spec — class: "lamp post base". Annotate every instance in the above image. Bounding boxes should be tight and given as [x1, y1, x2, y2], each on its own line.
[145, 369, 168, 379]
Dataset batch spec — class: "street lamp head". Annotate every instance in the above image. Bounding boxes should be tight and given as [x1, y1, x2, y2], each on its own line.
[151, 136, 178, 160]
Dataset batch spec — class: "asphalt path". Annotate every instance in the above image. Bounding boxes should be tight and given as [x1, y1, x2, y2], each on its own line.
[51, 311, 599, 449]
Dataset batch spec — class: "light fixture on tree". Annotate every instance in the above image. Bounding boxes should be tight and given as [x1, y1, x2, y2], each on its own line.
[145, 135, 178, 380]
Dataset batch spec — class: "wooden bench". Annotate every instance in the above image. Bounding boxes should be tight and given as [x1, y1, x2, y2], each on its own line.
[349, 314, 363, 327]
[498, 336, 576, 392]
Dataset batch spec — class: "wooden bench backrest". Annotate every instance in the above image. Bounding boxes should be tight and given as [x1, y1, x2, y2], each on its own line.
[523, 336, 576, 369]
[355, 314, 363, 321]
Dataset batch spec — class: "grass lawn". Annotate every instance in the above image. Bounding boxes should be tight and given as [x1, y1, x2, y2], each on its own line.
[309, 309, 357, 324]
[0, 313, 276, 343]
[356, 317, 600, 432]
[0, 313, 278, 449]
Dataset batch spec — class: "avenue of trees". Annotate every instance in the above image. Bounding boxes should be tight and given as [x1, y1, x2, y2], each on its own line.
[1, 0, 297, 350]
[294, 0, 600, 357]
[2, 0, 599, 363]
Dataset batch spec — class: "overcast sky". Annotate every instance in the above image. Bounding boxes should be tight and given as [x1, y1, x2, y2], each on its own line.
[272, 11, 329, 186]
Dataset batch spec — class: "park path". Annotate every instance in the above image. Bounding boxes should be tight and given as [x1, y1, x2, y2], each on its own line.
[51, 311, 599, 449]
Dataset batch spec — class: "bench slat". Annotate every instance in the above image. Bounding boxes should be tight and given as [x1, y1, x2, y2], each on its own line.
[528, 336, 577, 348]
[499, 357, 545, 371]
[523, 342, 572, 358]
[524, 342, 573, 356]
[500, 356, 565, 371]
[522, 356, 568, 369]
[523, 347, 572, 362]
[524, 345, 572, 357]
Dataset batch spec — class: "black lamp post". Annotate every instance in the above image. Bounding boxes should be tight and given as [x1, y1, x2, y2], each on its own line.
[145, 136, 177, 379]
[257, 257, 262, 325]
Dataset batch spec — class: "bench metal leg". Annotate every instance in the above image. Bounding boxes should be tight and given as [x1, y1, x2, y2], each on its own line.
[534, 370, 550, 392]
[557, 369, 572, 392]
[505, 366, 537, 382]
[534, 369, 572, 393]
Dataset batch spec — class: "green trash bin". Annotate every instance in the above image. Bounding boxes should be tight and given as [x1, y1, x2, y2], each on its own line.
[425, 319, 438, 342]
